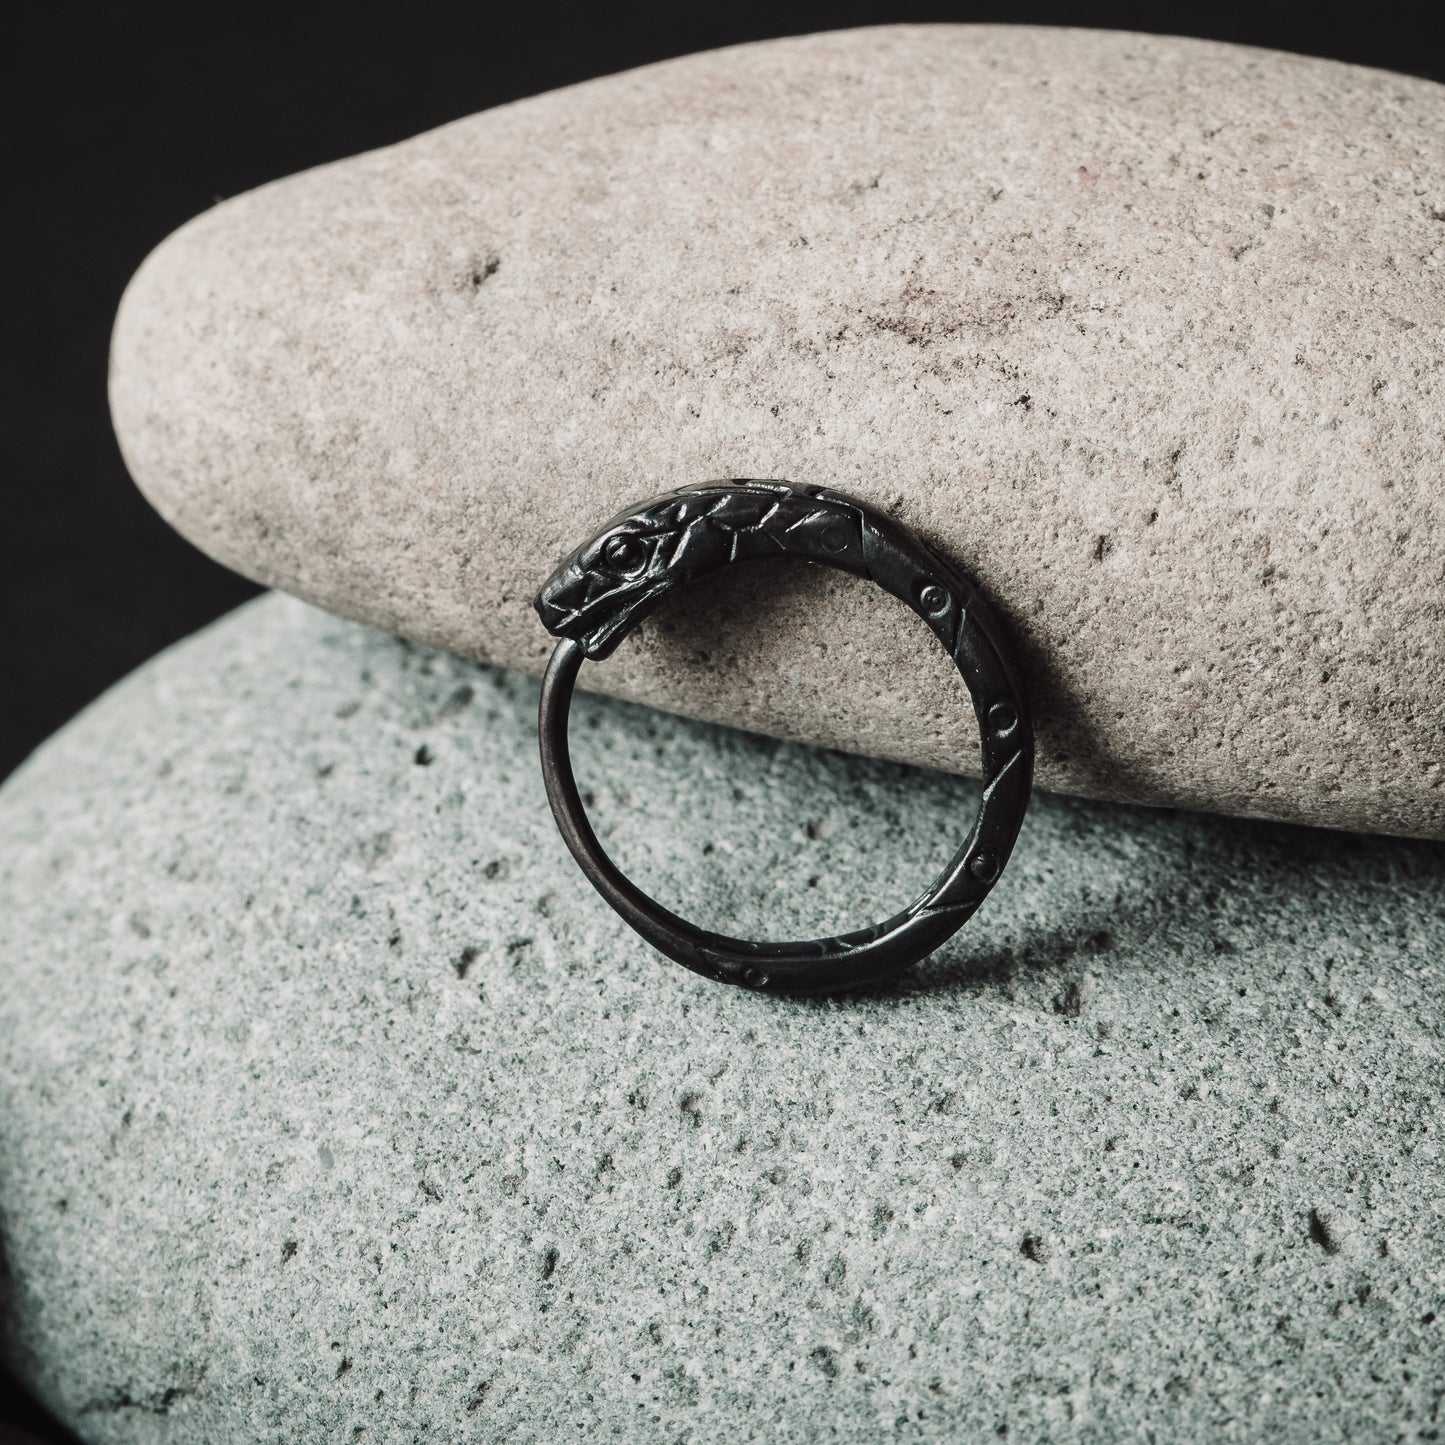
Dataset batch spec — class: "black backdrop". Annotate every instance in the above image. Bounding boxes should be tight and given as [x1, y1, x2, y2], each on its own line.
[2, 3, 1439, 1438]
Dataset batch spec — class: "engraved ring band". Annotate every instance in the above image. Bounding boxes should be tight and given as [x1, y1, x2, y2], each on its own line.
[534, 480, 1033, 995]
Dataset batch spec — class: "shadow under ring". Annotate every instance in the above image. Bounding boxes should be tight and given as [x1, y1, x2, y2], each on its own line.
[534, 479, 1034, 995]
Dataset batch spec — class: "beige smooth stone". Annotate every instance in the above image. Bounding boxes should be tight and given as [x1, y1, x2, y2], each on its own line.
[110, 25, 1445, 838]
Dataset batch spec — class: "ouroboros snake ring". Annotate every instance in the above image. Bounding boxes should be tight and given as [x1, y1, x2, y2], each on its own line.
[534, 480, 1033, 995]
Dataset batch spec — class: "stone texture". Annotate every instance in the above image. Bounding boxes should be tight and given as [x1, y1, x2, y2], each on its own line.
[2, 593, 1444, 1442]
[109, 25, 1445, 839]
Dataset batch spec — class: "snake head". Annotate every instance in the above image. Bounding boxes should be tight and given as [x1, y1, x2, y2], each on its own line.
[533, 523, 668, 657]
[534, 481, 864, 658]
[534, 490, 739, 657]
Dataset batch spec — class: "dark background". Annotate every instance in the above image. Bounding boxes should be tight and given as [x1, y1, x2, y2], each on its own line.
[1, 3, 1439, 1439]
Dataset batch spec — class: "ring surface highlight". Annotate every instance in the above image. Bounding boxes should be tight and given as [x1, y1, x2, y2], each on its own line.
[534, 480, 1033, 994]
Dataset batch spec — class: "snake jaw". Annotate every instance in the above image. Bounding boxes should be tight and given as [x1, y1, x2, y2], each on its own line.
[576, 574, 673, 657]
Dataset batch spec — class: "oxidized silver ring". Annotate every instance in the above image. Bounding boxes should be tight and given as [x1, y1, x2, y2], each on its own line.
[534, 479, 1032, 995]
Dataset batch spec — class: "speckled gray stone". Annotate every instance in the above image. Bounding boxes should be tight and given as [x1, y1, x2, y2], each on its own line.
[1, 593, 1443, 1443]
[109, 25, 1445, 839]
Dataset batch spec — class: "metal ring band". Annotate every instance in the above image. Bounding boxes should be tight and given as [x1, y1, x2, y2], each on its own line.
[534, 480, 1033, 994]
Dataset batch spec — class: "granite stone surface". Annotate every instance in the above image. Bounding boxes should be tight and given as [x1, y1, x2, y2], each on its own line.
[109, 25, 1445, 837]
[1, 593, 1443, 1442]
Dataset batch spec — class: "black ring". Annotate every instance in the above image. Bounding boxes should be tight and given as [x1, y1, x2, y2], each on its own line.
[534, 480, 1033, 994]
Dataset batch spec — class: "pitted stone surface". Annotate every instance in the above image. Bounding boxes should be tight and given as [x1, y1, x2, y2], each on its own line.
[109, 25, 1445, 839]
[1, 594, 1443, 1442]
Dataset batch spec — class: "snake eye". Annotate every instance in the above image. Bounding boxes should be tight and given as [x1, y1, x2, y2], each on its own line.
[602, 533, 646, 574]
